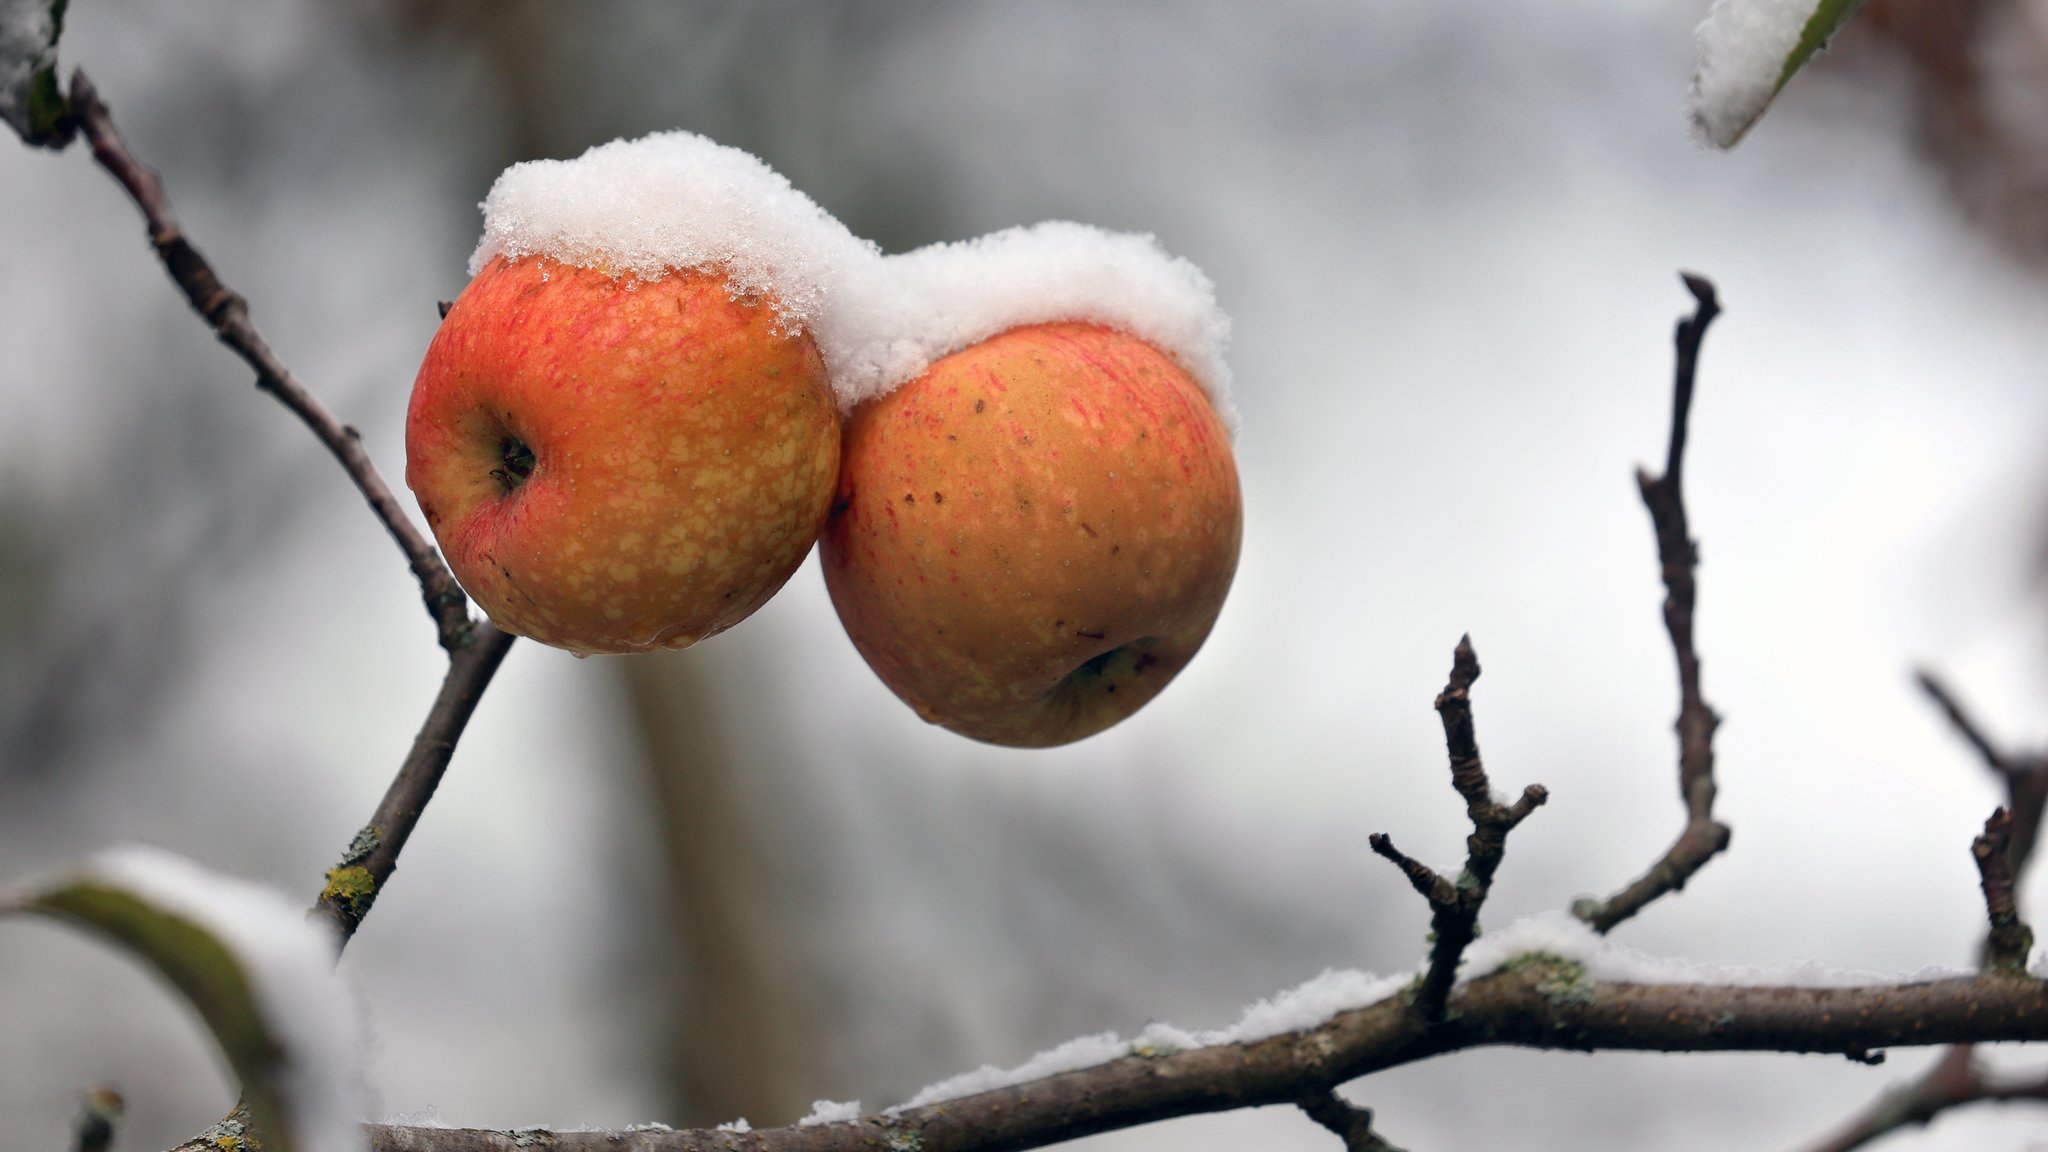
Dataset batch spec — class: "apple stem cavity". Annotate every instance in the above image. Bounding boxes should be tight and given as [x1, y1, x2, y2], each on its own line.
[490, 435, 536, 493]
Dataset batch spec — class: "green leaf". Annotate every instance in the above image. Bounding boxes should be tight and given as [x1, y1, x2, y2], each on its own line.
[4, 846, 362, 1152]
[1777, 0, 1870, 91]
[1690, 0, 1873, 149]
[1, 0, 70, 146]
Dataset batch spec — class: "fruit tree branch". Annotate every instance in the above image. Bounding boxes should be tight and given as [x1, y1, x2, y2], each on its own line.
[353, 966, 2048, 1152]
[1800, 677, 2048, 1152]
[1572, 272, 1731, 934]
[1369, 636, 1547, 1020]
[1296, 1091, 1409, 1152]
[312, 620, 516, 943]
[61, 69, 473, 653]
[1973, 807, 2034, 976]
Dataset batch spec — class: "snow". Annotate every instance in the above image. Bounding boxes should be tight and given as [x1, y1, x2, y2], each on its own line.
[469, 133, 1234, 428]
[893, 911, 1982, 1111]
[796, 1099, 863, 1127]
[0, 0, 58, 137]
[21, 845, 365, 1152]
[1689, 0, 1836, 148]
[714, 1118, 753, 1133]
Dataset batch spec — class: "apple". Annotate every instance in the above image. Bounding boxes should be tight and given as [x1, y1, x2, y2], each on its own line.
[406, 254, 841, 655]
[820, 321, 1241, 747]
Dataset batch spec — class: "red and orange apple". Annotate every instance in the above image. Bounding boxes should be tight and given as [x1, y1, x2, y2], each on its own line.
[406, 255, 841, 654]
[820, 322, 1241, 747]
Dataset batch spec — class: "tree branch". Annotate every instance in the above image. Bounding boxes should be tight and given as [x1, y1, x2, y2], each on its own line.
[1973, 807, 2034, 977]
[1799, 677, 2048, 1151]
[313, 621, 516, 943]
[357, 966, 2048, 1152]
[1574, 272, 1731, 933]
[1370, 637, 1546, 1020]
[1296, 1091, 1408, 1152]
[61, 69, 473, 653]
[40, 66, 522, 952]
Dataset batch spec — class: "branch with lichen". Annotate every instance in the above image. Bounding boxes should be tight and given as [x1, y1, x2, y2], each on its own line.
[38, 67, 517, 951]
[1369, 635, 1546, 1021]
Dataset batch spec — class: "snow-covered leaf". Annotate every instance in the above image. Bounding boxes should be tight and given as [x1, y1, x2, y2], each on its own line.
[0, 0, 67, 145]
[1690, 0, 1870, 148]
[3, 846, 364, 1152]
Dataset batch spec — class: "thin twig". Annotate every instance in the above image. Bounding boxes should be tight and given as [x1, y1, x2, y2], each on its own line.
[1917, 670, 2048, 868]
[71, 1087, 124, 1152]
[1799, 677, 2048, 1152]
[1573, 272, 1731, 934]
[1296, 1091, 1409, 1152]
[1973, 808, 2034, 976]
[62, 69, 473, 652]
[354, 967, 2048, 1152]
[313, 621, 516, 943]
[1371, 637, 1548, 1020]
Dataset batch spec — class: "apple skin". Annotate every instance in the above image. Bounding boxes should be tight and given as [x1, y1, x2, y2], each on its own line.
[820, 322, 1241, 747]
[406, 255, 841, 655]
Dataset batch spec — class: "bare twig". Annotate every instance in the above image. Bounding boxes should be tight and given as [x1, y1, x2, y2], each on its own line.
[71, 1086, 124, 1152]
[1297, 1091, 1408, 1152]
[1799, 677, 2048, 1152]
[42, 67, 523, 951]
[1917, 670, 2048, 868]
[313, 621, 516, 943]
[1370, 637, 1547, 1020]
[1573, 272, 1732, 933]
[61, 70, 473, 652]
[353, 966, 2048, 1152]
[1973, 808, 2034, 976]
[1801, 1047, 2048, 1152]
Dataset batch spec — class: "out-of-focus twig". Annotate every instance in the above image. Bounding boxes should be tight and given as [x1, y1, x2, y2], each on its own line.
[1573, 273, 1731, 933]
[71, 1086, 124, 1152]
[1297, 1091, 1409, 1152]
[1370, 636, 1546, 1020]
[61, 69, 473, 652]
[1799, 675, 2048, 1152]
[1973, 807, 2034, 976]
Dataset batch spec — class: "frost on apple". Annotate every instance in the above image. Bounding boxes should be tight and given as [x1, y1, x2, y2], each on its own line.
[467, 132, 1234, 429]
[1689, 0, 1871, 148]
[2, 845, 365, 1152]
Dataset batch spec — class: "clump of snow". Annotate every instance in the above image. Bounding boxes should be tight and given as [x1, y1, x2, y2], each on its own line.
[0, 0, 59, 138]
[838, 223, 1235, 431]
[469, 134, 1235, 429]
[714, 1118, 753, 1134]
[1464, 910, 1973, 987]
[1689, 0, 1836, 148]
[797, 1099, 862, 1127]
[22, 845, 365, 1152]
[471, 131, 877, 337]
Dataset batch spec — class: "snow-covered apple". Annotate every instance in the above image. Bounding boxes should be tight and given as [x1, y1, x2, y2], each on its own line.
[820, 321, 1241, 747]
[407, 255, 841, 654]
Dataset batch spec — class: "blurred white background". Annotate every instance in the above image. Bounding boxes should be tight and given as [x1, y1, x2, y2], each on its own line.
[4, 2, 2048, 1149]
